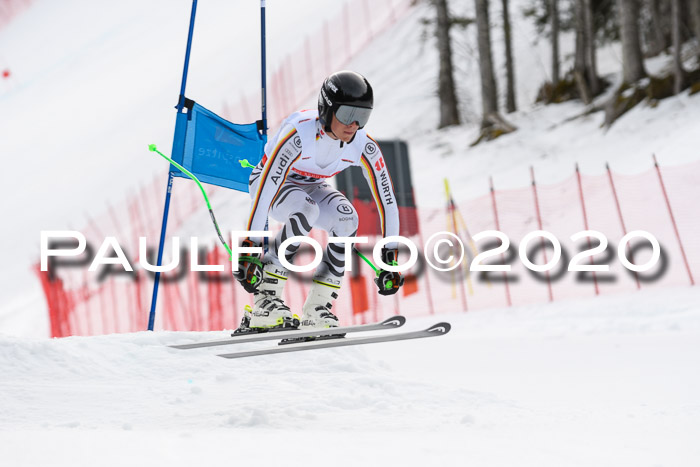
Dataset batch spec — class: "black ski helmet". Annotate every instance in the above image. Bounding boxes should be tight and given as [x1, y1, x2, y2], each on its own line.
[318, 70, 374, 130]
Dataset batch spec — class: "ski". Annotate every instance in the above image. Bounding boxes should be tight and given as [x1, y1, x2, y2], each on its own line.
[217, 322, 451, 359]
[169, 315, 406, 350]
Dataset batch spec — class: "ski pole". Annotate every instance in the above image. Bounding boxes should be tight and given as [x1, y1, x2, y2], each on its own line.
[353, 248, 393, 289]
[148, 144, 233, 259]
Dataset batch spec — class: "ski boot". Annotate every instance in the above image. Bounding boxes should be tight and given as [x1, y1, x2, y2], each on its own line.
[300, 279, 343, 334]
[233, 263, 299, 334]
[276, 278, 344, 344]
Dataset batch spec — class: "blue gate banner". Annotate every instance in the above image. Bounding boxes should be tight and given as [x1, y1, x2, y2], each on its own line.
[170, 100, 265, 192]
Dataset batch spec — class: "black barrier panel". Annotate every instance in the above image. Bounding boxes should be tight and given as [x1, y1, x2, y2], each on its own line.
[337, 140, 419, 237]
[337, 140, 416, 208]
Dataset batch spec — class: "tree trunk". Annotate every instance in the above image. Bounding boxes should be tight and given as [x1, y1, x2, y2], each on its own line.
[583, 0, 599, 95]
[574, 0, 591, 102]
[680, 0, 692, 42]
[618, 0, 647, 83]
[672, 0, 686, 94]
[692, 0, 700, 38]
[647, 0, 668, 56]
[434, 0, 461, 128]
[551, 0, 560, 85]
[475, 0, 498, 126]
[502, 0, 517, 112]
[689, 0, 700, 59]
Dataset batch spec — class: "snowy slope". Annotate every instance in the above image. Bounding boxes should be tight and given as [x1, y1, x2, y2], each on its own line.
[1, 286, 699, 466]
[2, 1, 700, 465]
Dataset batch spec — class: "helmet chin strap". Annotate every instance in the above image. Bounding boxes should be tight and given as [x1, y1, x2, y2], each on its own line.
[326, 128, 355, 147]
[326, 128, 344, 147]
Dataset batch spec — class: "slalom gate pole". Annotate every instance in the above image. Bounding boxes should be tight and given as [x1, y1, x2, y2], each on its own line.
[148, 0, 199, 331]
[259, 0, 271, 254]
[176, 0, 198, 111]
[260, 0, 268, 137]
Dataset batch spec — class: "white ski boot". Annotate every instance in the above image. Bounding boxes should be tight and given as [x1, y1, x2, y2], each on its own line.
[236, 263, 299, 333]
[300, 279, 341, 329]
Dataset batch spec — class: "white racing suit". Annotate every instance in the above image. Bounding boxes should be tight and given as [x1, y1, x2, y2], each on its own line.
[246, 109, 400, 287]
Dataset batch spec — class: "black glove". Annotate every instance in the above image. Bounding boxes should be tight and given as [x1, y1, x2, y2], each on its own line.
[374, 247, 404, 296]
[232, 239, 263, 294]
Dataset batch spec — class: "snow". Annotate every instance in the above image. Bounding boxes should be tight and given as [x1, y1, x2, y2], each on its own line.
[1, 0, 699, 464]
[1, 285, 699, 466]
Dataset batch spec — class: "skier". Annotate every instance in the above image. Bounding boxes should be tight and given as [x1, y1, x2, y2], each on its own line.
[233, 70, 404, 333]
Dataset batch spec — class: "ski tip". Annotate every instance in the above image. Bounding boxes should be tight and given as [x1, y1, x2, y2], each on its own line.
[381, 315, 406, 328]
[426, 322, 451, 335]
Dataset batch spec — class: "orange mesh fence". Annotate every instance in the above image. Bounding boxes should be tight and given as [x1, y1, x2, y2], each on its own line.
[35, 159, 700, 336]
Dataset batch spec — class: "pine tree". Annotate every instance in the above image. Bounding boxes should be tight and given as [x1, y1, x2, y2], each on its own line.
[502, 0, 517, 112]
[618, 0, 647, 83]
[551, 0, 560, 86]
[434, 0, 461, 128]
[671, 0, 686, 94]
[475, 0, 498, 124]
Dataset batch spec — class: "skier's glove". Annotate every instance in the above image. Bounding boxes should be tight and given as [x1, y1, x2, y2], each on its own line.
[374, 247, 404, 296]
[232, 239, 263, 294]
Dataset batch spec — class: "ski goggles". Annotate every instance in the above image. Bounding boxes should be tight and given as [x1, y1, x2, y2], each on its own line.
[335, 105, 372, 128]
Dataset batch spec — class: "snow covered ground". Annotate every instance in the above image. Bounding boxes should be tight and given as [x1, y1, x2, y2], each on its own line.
[2, 285, 699, 466]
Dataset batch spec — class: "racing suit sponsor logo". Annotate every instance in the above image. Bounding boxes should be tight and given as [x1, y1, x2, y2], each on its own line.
[380, 171, 395, 205]
[321, 88, 332, 106]
[364, 142, 378, 158]
[270, 149, 293, 185]
[337, 204, 354, 215]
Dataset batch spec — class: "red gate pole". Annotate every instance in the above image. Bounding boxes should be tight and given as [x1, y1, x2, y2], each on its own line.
[530, 167, 554, 302]
[606, 163, 641, 289]
[82, 269, 94, 335]
[490, 177, 512, 307]
[132, 190, 152, 329]
[410, 188, 436, 315]
[575, 164, 600, 295]
[417, 233, 436, 316]
[653, 155, 695, 285]
[86, 214, 114, 333]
